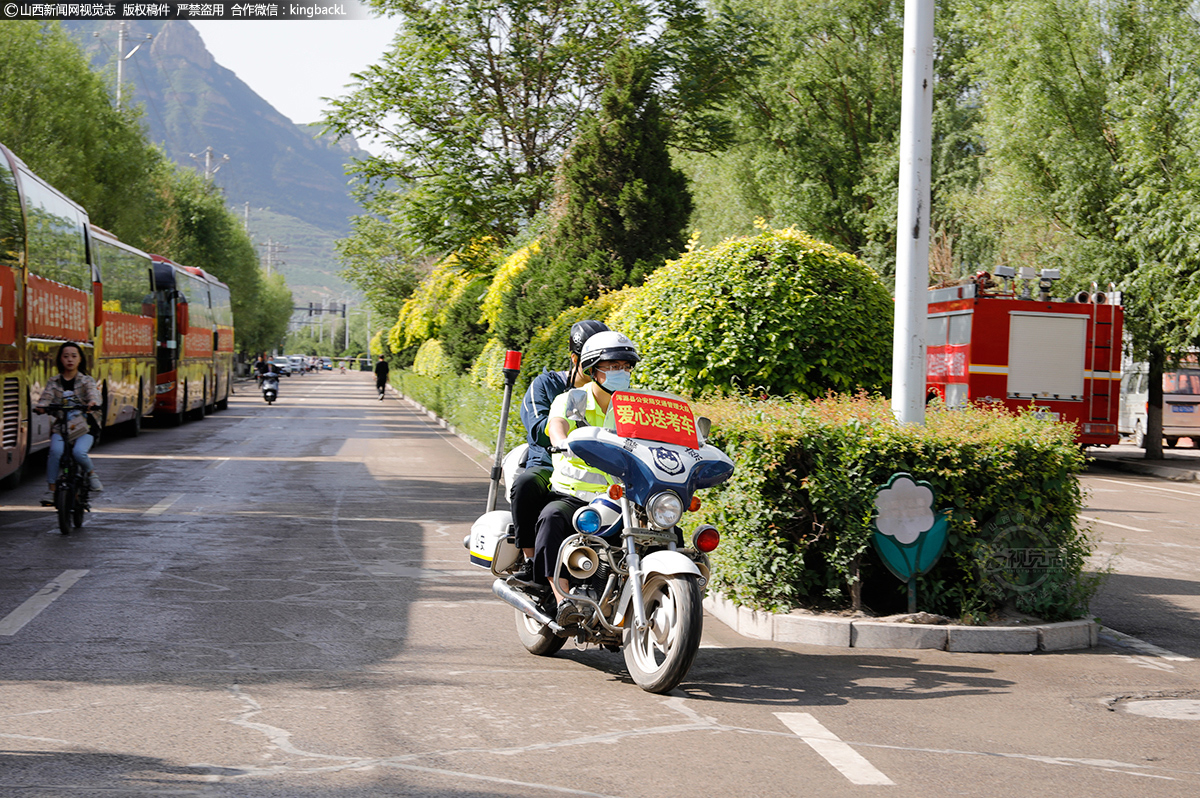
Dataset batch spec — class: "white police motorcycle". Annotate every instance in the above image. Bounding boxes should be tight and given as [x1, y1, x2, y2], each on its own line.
[467, 352, 734, 694]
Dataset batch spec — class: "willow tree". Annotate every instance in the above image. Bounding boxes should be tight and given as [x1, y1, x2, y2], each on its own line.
[964, 0, 1200, 457]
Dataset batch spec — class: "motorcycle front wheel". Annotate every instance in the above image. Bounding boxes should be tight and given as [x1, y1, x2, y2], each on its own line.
[623, 573, 703, 694]
[514, 607, 566, 657]
[55, 484, 75, 535]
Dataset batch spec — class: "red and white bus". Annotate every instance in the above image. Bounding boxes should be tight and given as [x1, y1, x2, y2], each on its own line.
[0, 140, 236, 484]
[152, 257, 233, 424]
[91, 224, 157, 434]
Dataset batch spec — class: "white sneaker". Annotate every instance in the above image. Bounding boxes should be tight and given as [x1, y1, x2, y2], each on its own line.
[88, 473, 103, 492]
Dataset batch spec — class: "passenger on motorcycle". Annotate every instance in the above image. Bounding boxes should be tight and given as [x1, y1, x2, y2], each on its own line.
[33, 341, 104, 494]
[532, 330, 640, 619]
[508, 320, 608, 584]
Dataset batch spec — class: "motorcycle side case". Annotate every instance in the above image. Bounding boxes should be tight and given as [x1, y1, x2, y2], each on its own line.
[468, 510, 521, 575]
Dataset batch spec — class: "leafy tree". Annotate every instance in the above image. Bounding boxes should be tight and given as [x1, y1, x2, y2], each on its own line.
[963, 0, 1200, 457]
[0, 21, 164, 244]
[497, 46, 693, 348]
[336, 214, 423, 322]
[325, 0, 755, 297]
[439, 276, 492, 374]
[683, 0, 983, 278]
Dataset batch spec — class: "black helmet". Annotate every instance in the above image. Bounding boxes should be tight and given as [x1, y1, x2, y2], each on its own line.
[579, 330, 640, 373]
[568, 319, 609, 356]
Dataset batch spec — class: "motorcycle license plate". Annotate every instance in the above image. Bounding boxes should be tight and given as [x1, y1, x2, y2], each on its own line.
[1170, 404, 1196, 413]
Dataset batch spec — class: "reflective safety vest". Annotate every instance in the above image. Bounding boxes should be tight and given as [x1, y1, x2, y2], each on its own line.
[549, 387, 611, 499]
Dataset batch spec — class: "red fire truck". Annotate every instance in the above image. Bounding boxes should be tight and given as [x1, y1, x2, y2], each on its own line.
[925, 268, 1123, 447]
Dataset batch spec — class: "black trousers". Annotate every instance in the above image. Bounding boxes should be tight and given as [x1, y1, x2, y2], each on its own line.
[510, 465, 553, 549]
[533, 495, 588, 583]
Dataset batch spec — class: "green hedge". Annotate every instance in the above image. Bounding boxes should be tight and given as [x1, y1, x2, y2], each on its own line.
[693, 394, 1099, 623]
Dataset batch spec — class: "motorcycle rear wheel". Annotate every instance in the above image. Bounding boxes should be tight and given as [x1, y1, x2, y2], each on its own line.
[73, 488, 86, 528]
[623, 573, 703, 694]
[514, 607, 566, 656]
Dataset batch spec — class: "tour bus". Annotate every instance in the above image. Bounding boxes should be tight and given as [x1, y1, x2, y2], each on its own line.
[1119, 357, 1200, 448]
[0, 141, 97, 483]
[91, 224, 157, 434]
[152, 256, 233, 424]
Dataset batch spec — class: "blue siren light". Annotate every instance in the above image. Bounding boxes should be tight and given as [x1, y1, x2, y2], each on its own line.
[575, 508, 602, 534]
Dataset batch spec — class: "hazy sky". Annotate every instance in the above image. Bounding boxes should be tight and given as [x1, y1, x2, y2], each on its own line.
[190, 20, 400, 131]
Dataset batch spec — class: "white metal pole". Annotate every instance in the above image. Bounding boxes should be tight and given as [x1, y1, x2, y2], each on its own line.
[891, 0, 935, 425]
[116, 22, 127, 110]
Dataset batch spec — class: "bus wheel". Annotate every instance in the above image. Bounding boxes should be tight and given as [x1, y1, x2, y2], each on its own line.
[1167, 437, 1179, 448]
[127, 408, 142, 438]
[1133, 422, 1145, 449]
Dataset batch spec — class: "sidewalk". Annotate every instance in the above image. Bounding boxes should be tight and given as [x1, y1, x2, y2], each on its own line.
[1085, 442, 1200, 482]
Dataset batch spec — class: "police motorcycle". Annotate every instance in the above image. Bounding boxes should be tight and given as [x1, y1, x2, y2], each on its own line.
[261, 371, 279, 404]
[466, 349, 734, 694]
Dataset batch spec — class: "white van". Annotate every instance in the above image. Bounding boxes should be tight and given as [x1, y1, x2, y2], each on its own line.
[1119, 359, 1200, 448]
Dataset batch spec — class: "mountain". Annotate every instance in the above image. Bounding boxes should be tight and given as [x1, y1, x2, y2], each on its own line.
[63, 20, 364, 303]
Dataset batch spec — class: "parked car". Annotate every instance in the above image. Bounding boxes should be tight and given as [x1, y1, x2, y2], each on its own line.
[321, 358, 333, 370]
[271, 357, 292, 375]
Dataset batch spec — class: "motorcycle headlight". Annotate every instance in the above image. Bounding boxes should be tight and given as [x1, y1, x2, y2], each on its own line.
[646, 491, 683, 530]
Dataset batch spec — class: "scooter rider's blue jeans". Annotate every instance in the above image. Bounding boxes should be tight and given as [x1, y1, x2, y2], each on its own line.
[48, 432, 95, 481]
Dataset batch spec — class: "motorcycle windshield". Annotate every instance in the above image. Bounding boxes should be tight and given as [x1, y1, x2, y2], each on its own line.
[568, 427, 734, 508]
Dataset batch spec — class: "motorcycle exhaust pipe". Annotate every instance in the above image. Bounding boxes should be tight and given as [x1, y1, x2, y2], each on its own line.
[492, 578, 557, 629]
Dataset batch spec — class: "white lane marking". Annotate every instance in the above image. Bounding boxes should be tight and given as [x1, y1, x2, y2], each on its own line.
[1092, 477, 1200, 498]
[775, 712, 895, 786]
[1079, 515, 1151, 533]
[0, 570, 89, 636]
[144, 493, 184, 516]
[1100, 627, 1193, 662]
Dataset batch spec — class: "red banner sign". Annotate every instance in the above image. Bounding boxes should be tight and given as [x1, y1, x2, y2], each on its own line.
[927, 344, 968, 378]
[102, 312, 154, 356]
[27, 273, 90, 340]
[0, 266, 16, 346]
[185, 327, 212, 357]
[611, 391, 699, 449]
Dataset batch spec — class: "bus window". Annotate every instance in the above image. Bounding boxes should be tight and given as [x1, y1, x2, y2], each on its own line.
[0, 153, 21, 271]
[20, 177, 87, 290]
[94, 236, 153, 315]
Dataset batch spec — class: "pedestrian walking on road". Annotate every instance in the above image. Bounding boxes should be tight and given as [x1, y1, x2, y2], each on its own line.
[374, 355, 390, 400]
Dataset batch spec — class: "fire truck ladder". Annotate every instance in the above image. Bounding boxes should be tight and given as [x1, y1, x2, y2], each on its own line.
[1089, 283, 1118, 423]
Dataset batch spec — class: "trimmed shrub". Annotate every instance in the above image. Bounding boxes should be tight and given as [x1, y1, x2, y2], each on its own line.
[693, 394, 1097, 623]
[608, 226, 893, 398]
[481, 240, 540, 333]
[440, 275, 492, 374]
[412, 339, 454, 378]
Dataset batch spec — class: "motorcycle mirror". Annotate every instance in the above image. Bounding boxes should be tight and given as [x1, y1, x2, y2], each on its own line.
[696, 416, 712, 446]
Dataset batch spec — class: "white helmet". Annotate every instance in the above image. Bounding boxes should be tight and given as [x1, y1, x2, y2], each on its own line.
[579, 330, 640, 373]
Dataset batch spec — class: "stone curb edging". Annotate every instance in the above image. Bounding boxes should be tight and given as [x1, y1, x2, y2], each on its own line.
[703, 593, 1099, 653]
[1088, 456, 1200, 482]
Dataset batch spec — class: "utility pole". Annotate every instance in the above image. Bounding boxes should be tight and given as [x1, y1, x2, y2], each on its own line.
[258, 238, 288, 276]
[190, 146, 230, 180]
[891, 0, 935, 425]
[106, 22, 152, 111]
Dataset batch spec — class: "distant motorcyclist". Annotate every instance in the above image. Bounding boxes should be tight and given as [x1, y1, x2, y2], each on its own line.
[508, 320, 608, 584]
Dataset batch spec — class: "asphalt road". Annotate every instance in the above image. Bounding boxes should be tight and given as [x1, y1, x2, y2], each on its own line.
[0, 372, 1198, 797]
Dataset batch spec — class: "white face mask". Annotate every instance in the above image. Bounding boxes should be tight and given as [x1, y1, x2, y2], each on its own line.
[598, 368, 631, 393]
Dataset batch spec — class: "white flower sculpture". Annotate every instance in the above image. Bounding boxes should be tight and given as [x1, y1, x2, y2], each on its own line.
[873, 475, 935, 545]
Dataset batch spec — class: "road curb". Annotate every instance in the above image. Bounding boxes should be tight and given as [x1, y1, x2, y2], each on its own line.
[394, 391, 491, 456]
[702, 592, 1098, 653]
[1088, 455, 1200, 482]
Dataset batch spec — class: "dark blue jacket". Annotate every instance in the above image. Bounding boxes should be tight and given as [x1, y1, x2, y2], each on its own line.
[519, 368, 570, 468]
